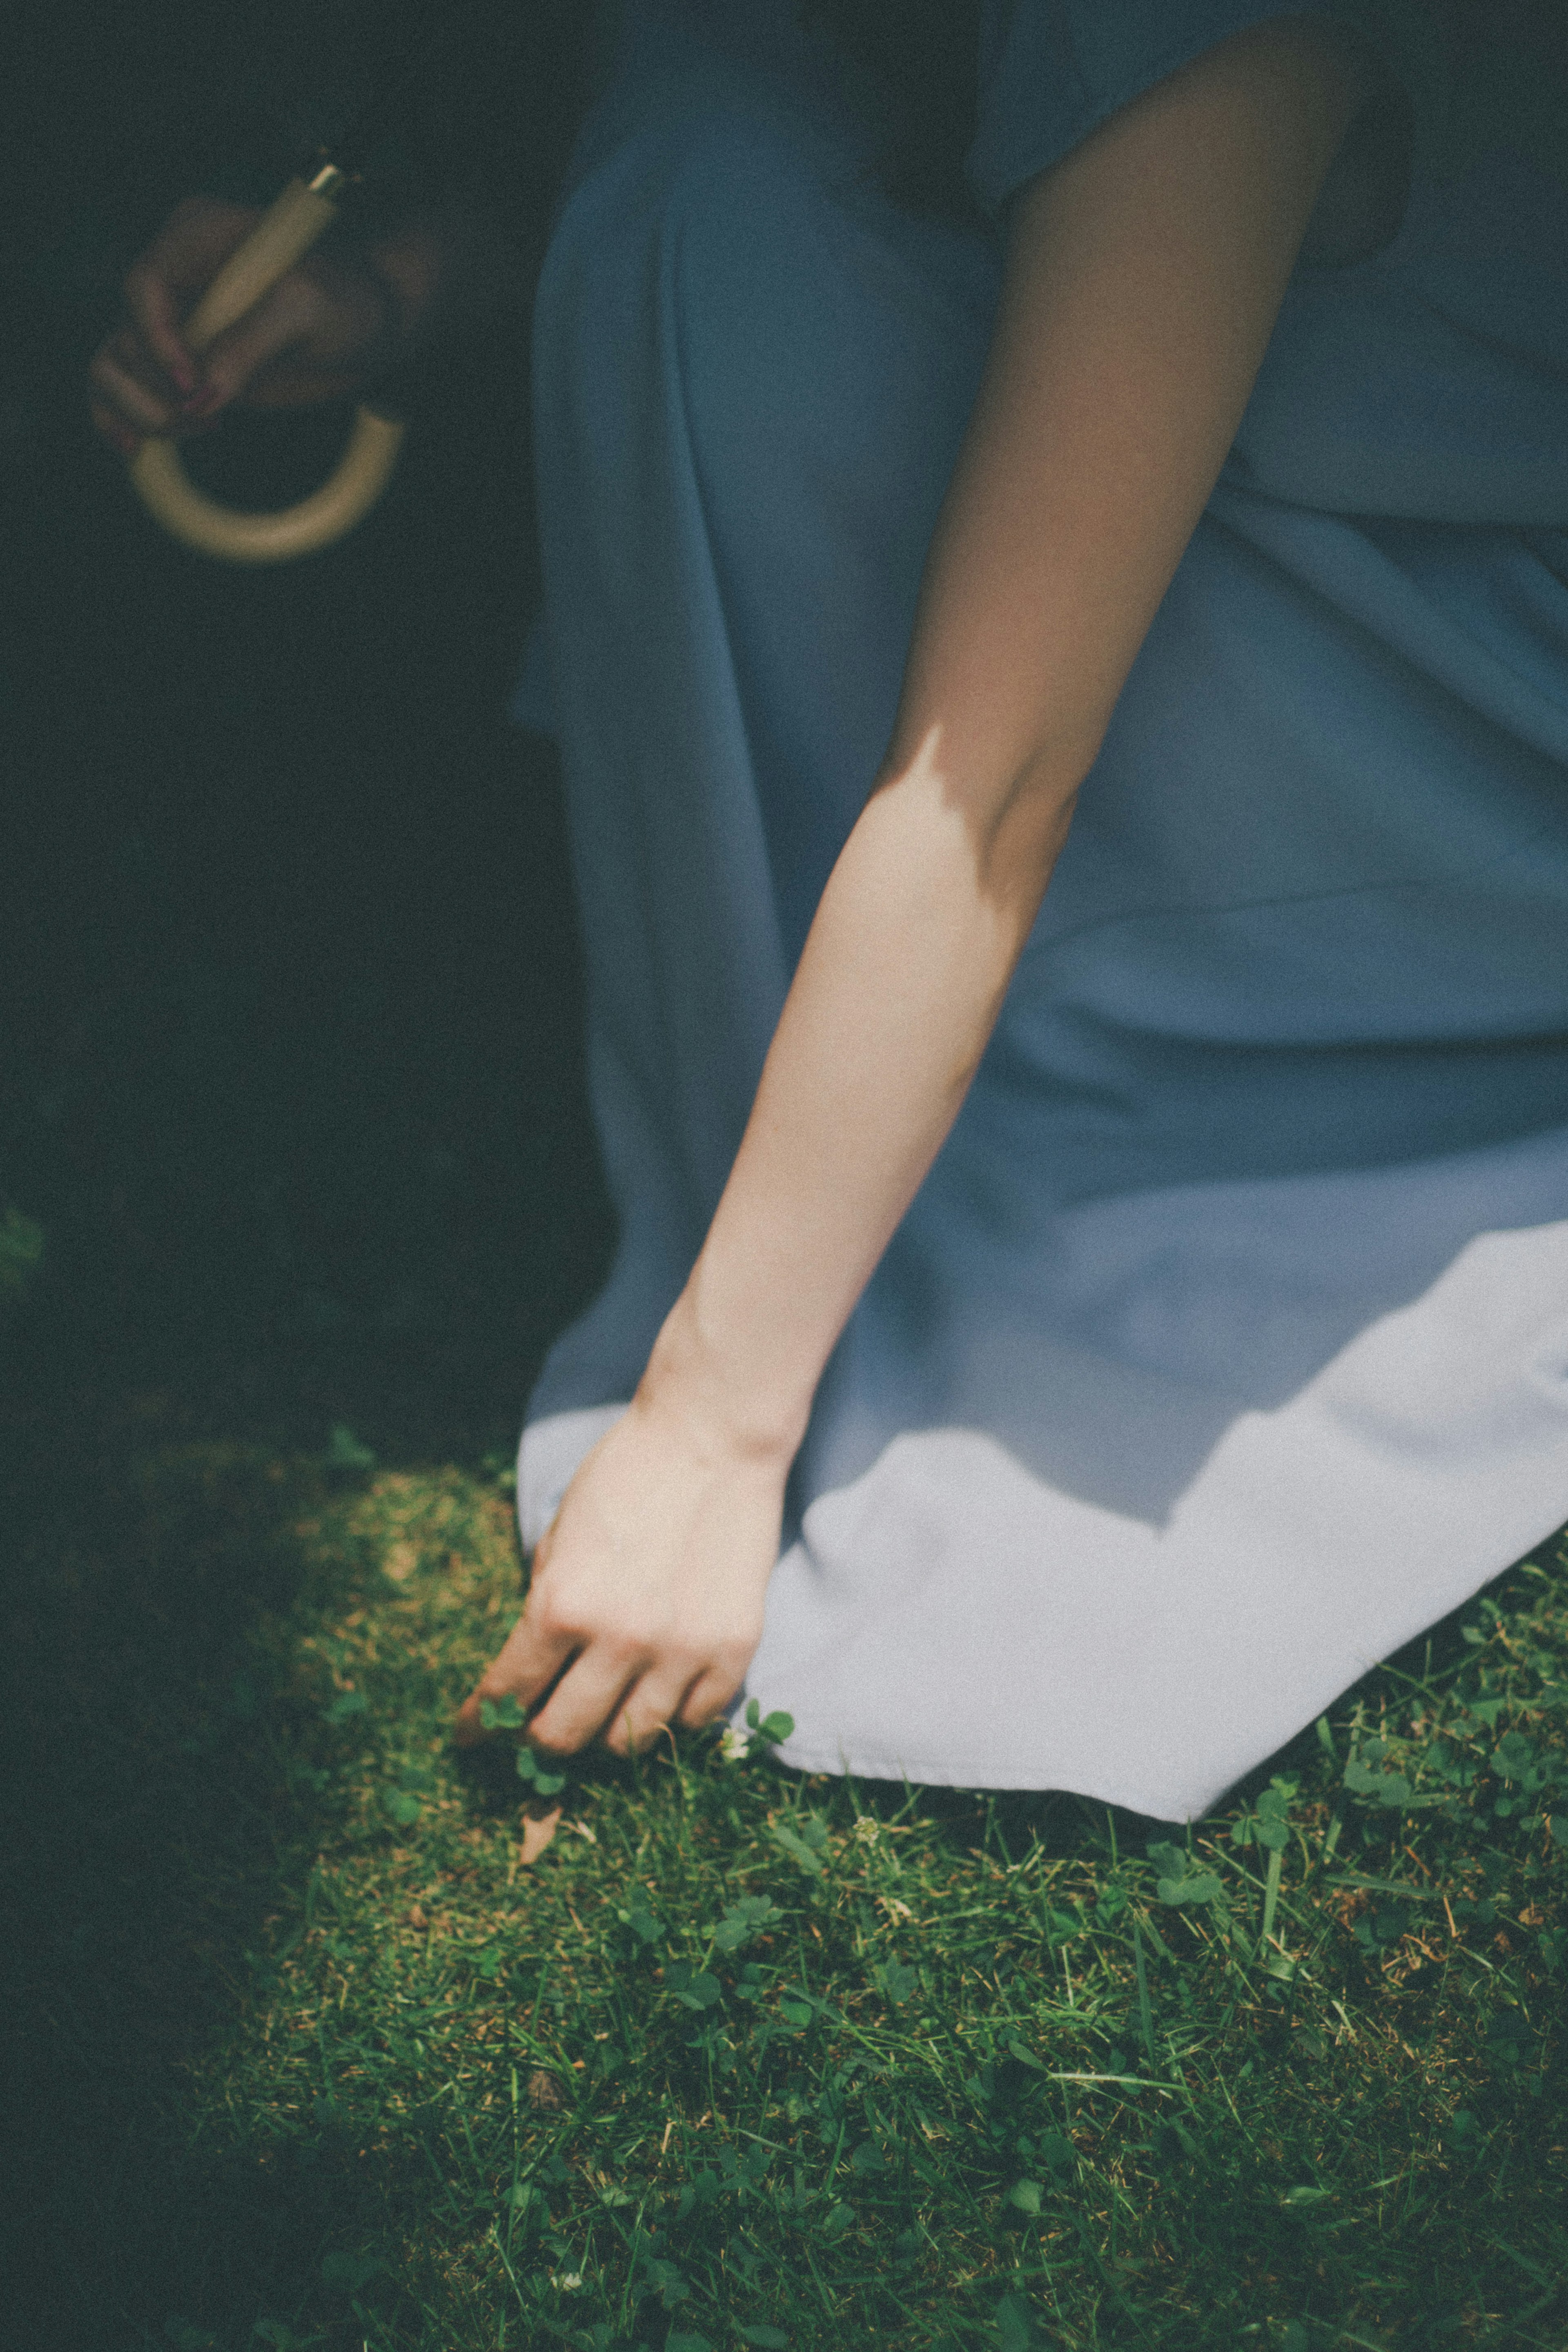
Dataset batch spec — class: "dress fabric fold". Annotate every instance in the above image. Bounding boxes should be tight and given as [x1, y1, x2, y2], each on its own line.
[518, 0, 1568, 1818]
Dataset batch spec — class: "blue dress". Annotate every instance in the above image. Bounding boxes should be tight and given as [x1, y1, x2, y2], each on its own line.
[514, 0, 1568, 1817]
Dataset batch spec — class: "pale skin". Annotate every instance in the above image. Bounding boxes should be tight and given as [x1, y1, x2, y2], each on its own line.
[92, 18, 1371, 1759]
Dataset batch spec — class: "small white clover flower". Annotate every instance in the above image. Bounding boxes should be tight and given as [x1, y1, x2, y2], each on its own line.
[550, 2272, 584, 2293]
[720, 1725, 753, 1763]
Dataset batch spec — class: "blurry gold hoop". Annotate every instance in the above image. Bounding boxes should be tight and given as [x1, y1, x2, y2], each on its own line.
[125, 166, 405, 564]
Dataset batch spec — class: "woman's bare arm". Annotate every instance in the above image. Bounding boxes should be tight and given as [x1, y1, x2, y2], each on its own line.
[459, 16, 1370, 1757]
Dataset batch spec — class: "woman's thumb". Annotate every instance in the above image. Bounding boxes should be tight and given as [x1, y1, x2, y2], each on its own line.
[189, 277, 317, 410]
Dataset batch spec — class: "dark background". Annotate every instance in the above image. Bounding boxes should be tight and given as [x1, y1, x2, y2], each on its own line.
[0, 0, 610, 1463]
[0, 12, 610, 2341]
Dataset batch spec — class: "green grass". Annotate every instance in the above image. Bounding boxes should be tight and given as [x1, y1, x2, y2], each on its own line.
[3, 1429, 1564, 2352]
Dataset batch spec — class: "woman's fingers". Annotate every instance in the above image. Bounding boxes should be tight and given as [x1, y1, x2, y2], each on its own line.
[89, 204, 248, 444]
[528, 1650, 650, 1758]
[599, 1666, 708, 1760]
[89, 328, 183, 436]
[115, 200, 261, 418]
[677, 1662, 748, 1731]
[452, 1585, 577, 1747]
[122, 244, 202, 398]
[457, 1640, 731, 1762]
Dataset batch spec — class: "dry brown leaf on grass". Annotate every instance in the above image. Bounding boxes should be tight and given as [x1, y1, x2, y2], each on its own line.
[520, 1807, 563, 1865]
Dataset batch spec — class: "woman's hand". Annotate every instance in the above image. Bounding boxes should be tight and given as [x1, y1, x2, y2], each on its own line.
[454, 1376, 787, 1759]
[88, 194, 399, 455]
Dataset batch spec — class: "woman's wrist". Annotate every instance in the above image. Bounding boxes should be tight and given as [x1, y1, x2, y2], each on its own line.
[635, 1283, 814, 1473]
